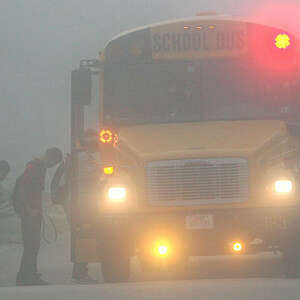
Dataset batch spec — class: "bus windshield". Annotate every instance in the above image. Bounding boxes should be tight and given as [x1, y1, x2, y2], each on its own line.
[103, 59, 299, 126]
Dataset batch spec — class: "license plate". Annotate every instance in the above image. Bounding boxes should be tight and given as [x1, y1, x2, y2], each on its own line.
[185, 214, 214, 230]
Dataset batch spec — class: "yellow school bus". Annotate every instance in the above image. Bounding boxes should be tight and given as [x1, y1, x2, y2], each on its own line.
[70, 13, 300, 282]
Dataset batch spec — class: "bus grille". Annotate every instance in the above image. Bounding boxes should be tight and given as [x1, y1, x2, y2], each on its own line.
[146, 158, 248, 206]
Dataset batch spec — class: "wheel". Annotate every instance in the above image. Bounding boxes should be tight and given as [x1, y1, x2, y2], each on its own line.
[282, 246, 300, 278]
[99, 220, 132, 283]
[101, 252, 130, 283]
[166, 255, 189, 280]
[279, 224, 300, 278]
[283, 253, 300, 278]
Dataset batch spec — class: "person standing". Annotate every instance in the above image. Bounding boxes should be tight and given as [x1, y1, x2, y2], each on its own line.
[0, 160, 10, 210]
[0, 160, 10, 183]
[50, 153, 98, 284]
[16, 148, 62, 286]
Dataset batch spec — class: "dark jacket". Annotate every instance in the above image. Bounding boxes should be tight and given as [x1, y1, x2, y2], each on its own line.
[21, 159, 46, 213]
[50, 160, 68, 205]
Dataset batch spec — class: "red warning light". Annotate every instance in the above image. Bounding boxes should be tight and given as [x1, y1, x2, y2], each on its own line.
[275, 33, 291, 49]
[248, 24, 296, 76]
[99, 129, 113, 144]
[99, 129, 119, 147]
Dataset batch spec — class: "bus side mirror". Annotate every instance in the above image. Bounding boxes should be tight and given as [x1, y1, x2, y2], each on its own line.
[71, 68, 92, 105]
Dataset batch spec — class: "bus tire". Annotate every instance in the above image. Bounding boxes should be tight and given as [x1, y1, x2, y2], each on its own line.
[101, 253, 130, 283]
[280, 227, 300, 278]
[283, 254, 300, 278]
[283, 247, 300, 279]
[169, 255, 189, 276]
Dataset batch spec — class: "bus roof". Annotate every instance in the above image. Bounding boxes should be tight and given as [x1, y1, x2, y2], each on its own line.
[103, 14, 293, 48]
[100, 14, 299, 62]
[110, 15, 233, 42]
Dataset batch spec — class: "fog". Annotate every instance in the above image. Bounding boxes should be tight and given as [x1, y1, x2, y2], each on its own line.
[0, 0, 299, 182]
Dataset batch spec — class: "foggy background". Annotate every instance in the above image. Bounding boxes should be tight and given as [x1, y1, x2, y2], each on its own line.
[1, 0, 299, 184]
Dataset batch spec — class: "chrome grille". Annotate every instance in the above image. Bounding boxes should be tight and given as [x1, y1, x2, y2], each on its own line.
[146, 158, 248, 206]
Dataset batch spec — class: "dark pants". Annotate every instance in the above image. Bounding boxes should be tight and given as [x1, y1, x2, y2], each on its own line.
[72, 262, 88, 278]
[17, 215, 42, 282]
[63, 203, 89, 279]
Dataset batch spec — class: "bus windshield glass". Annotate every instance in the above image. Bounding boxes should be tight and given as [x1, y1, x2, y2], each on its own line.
[103, 59, 298, 126]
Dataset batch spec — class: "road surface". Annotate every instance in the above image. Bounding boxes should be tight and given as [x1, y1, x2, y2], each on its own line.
[1, 233, 300, 300]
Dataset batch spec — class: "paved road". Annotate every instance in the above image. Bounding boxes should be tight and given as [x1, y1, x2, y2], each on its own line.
[1, 278, 300, 300]
[1, 233, 300, 299]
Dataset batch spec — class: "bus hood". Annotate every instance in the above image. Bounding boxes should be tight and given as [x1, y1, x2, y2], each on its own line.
[118, 120, 287, 161]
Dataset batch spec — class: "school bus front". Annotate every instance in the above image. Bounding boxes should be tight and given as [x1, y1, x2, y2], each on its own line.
[73, 15, 300, 282]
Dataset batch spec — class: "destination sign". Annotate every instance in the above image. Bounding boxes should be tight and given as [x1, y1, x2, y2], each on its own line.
[151, 22, 248, 60]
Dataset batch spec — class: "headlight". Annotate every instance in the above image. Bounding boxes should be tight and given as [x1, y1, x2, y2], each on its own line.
[232, 242, 243, 253]
[154, 241, 170, 257]
[157, 245, 168, 256]
[108, 187, 127, 202]
[274, 180, 293, 193]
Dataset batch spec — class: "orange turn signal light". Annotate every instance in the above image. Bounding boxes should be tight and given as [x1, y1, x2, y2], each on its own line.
[103, 166, 114, 175]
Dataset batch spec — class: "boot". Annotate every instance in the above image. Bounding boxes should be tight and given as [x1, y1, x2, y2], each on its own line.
[72, 273, 98, 285]
[16, 273, 48, 286]
[72, 263, 98, 284]
[31, 276, 49, 286]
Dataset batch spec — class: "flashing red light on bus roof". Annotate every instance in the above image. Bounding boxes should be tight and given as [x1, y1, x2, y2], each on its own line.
[275, 33, 291, 49]
[248, 23, 296, 75]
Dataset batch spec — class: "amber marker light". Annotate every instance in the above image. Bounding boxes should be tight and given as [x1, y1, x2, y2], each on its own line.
[208, 25, 216, 30]
[103, 166, 114, 175]
[275, 33, 291, 49]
